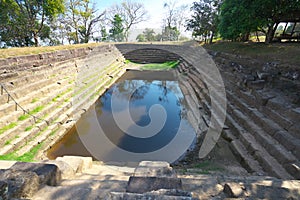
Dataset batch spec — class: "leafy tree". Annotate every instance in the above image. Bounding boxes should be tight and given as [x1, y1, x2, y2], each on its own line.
[218, 0, 254, 41]
[100, 27, 108, 41]
[162, 26, 180, 41]
[186, 0, 222, 44]
[0, 0, 64, 47]
[109, 14, 125, 42]
[110, 0, 148, 41]
[136, 34, 146, 42]
[219, 0, 300, 43]
[62, 0, 105, 44]
[136, 28, 158, 42]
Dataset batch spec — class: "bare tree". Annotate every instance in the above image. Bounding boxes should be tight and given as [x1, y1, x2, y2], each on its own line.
[110, 0, 148, 41]
[162, 0, 189, 41]
[163, 1, 189, 29]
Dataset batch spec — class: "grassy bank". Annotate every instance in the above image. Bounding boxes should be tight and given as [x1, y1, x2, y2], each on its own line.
[203, 42, 300, 66]
[0, 43, 104, 59]
[140, 61, 180, 70]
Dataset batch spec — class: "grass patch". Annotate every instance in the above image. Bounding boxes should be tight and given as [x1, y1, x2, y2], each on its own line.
[140, 61, 180, 70]
[31, 98, 39, 103]
[49, 129, 58, 137]
[29, 105, 44, 115]
[17, 142, 44, 162]
[0, 122, 17, 134]
[25, 126, 33, 131]
[0, 142, 44, 162]
[192, 161, 223, 173]
[18, 114, 30, 121]
[0, 143, 43, 162]
[4, 140, 11, 145]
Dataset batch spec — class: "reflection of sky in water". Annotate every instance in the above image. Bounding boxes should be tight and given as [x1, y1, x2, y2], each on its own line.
[97, 80, 186, 153]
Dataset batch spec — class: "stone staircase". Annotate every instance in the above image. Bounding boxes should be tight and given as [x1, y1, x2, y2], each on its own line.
[117, 46, 180, 63]
[175, 50, 300, 180]
[0, 158, 299, 199]
[0, 45, 127, 159]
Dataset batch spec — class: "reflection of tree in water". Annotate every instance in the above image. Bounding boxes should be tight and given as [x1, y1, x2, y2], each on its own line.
[95, 79, 187, 120]
[130, 80, 151, 101]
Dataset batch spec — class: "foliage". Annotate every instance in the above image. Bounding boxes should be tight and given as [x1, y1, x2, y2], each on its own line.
[136, 34, 146, 42]
[0, 0, 65, 47]
[162, 26, 180, 41]
[186, 0, 222, 44]
[136, 28, 158, 42]
[109, 14, 125, 42]
[218, 0, 300, 43]
[109, 0, 148, 41]
[60, 0, 105, 44]
[100, 27, 108, 41]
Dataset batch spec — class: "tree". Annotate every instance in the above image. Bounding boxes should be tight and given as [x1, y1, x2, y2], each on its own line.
[162, 0, 189, 41]
[110, 0, 148, 41]
[109, 14, 125, 42]
[162, 26, 180, 41]
[218, 0, 254, 41]
[63, 0, 105, 44]
[136, 34, 146, 42]
[136, 28, 159, 42]
[0, 0, 64, 47]
[218, 0, 300, 43]
[186, 0, 222, 44]
[100, 27, 108, 41]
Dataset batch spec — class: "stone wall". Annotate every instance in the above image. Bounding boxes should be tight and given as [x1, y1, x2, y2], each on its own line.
[0, 44, 127, 159]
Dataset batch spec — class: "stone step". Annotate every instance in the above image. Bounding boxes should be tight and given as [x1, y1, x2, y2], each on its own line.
[38, 66, 126, 159]
[0, 90, 73, 155]
[221, 70, 298, 131]
[106, 191, 197, 200]
[0, 73, 74, 119]
[226, 102, 294, 179]
[226, 90, 300, 173]
[0, 77, 73, 125]
[1, 63, 73, 99]
[0, 82, 74, 147]
[222, 128, 265, 175]
[0, 58, 75, 89]
[14, 101, 72, 156]
[184, 75, 226, 133]
[179, 174, 300, 199]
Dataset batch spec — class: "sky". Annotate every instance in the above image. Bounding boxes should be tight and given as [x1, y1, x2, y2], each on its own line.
[96, 0, 196, 33]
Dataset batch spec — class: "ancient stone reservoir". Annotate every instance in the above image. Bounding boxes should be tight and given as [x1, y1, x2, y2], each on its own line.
[0, 42, 299, 199]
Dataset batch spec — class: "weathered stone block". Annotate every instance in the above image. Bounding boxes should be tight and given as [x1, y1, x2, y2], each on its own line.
[223, 182, 244, 198]
[56, 156, 84, 173]
[0, 181, 8, 200]
[134, 161, 176, 178]
[43, 160, 75, 179]
[10, 162, 61, 186]
[0, 170, 39, 199]
[126, 177, 182, 193]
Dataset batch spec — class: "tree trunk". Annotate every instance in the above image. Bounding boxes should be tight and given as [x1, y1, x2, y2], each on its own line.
[256, 31, 260, 42]
[265, 23, 278, 44]
[33, 32, 39, 47]
[209, 32, 214, 44]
